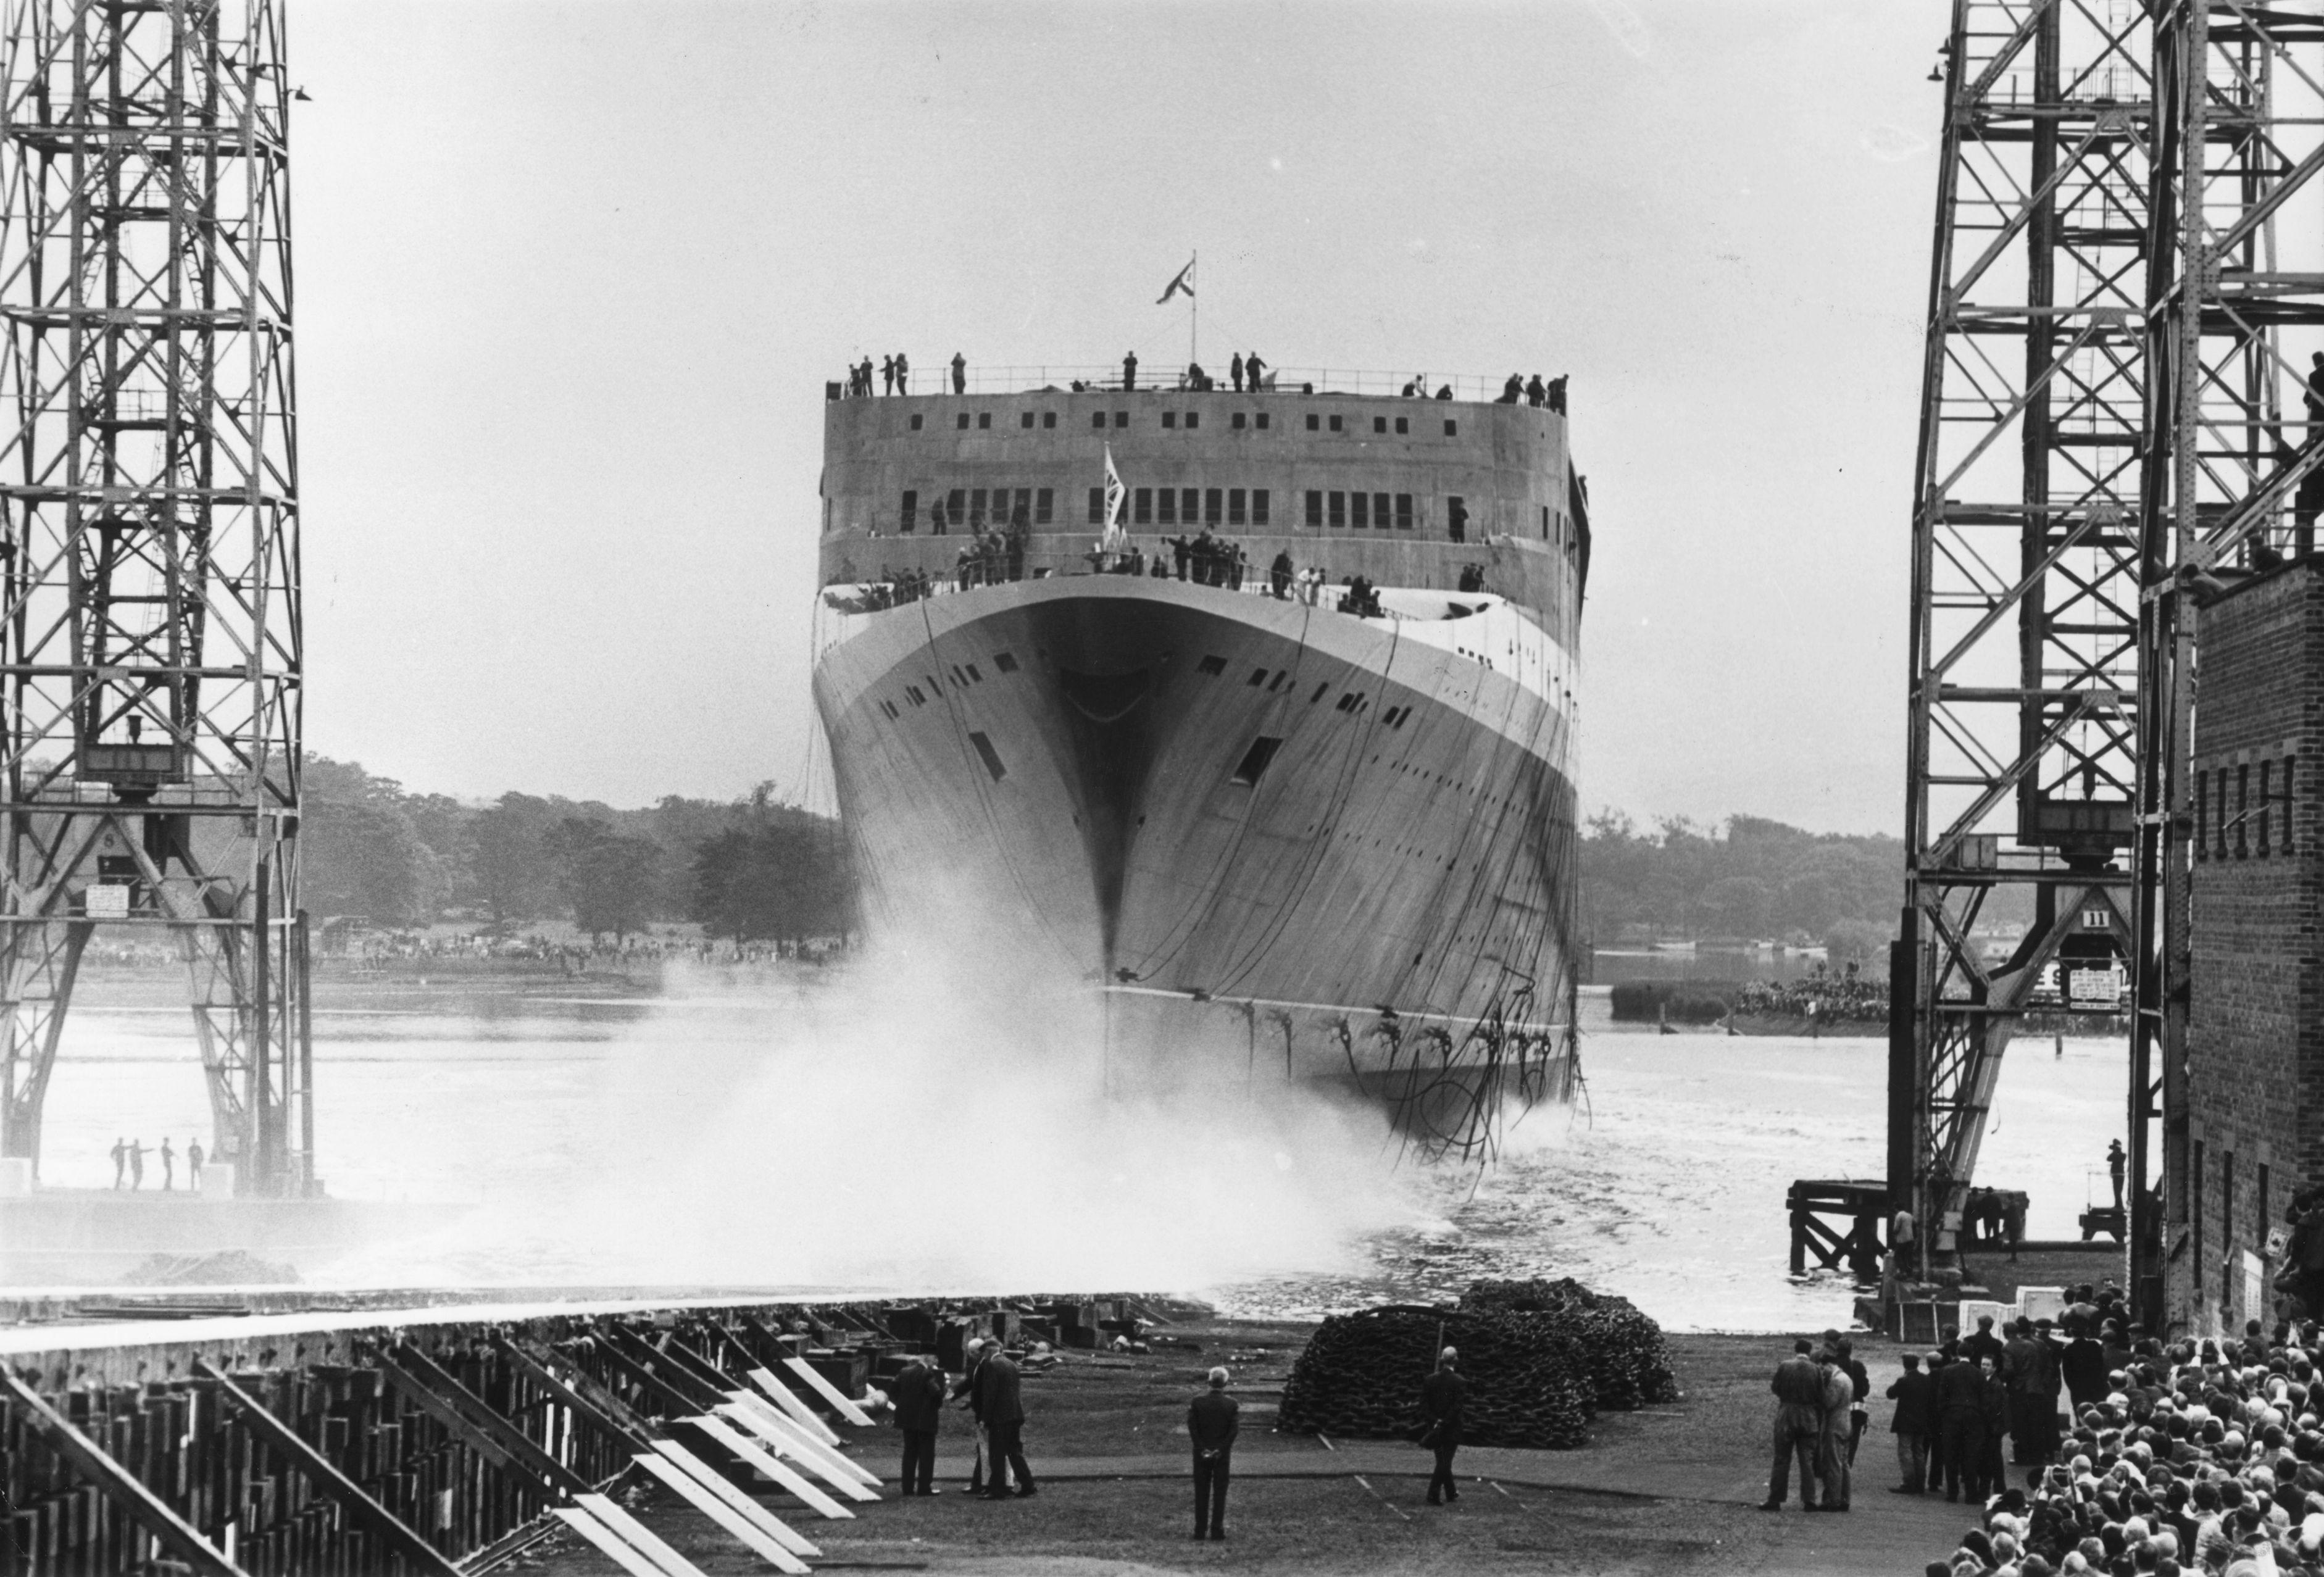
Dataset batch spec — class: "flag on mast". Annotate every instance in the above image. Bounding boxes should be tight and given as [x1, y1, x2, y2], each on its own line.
[1100, 444, 1128, 552]
[1156, 257, 1196, 304]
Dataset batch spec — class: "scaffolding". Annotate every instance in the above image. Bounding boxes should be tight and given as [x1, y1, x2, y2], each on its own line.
[0, 0, 309, 1195]
[1897, 0, 2324, 1320]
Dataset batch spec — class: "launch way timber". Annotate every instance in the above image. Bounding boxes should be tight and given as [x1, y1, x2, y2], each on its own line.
[811, 367, 1589, 1139]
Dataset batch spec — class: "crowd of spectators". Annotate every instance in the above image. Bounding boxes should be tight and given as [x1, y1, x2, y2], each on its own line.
[1733, 969, 1889, 1024]
[1916, 1278, 2324, 1577]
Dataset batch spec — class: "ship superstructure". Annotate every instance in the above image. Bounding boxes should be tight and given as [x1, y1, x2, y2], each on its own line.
[810, 370, 1589, 1133]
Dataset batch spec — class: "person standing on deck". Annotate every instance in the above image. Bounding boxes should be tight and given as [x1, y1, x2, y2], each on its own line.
[1420, 1347, 1466, 1505]
[1188, 1367, 1239, 1541]
[951, 352, 967, 395]
[110, 1136, 127, 1189]
[891, 1353, 944, 1496]
[2108, 1139, 2127, 1210]
[128, 1138, 146, 1189]
[159, 1136, 175, 1192]
[186, 1138, 204, 1189]
[1230, 352, 1245, 393]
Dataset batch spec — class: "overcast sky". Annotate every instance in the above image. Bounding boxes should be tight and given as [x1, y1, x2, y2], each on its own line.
[297, 0, 1937, 833]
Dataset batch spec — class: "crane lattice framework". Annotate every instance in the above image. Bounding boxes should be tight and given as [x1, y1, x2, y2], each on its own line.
[0, 0, 310, 1195]
[1901, 0, 2324, 1316]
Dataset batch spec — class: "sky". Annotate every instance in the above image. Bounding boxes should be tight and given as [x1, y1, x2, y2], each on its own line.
[295, 0, 1940, 833]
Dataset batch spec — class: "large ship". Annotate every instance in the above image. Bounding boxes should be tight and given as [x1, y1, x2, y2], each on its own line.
[810, 365, 1588, 1139]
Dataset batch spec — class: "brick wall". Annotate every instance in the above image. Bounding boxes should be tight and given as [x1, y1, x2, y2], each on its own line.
[2184, 559, 2324, 1334]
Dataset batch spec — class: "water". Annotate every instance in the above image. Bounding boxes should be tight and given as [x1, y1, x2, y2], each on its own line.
[29, 973, 2127, 1332]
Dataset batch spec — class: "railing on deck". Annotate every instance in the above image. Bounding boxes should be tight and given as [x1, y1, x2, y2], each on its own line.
[825, 364, 1555, 406]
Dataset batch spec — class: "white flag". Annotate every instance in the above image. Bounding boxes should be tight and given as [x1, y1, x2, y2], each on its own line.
[1101, 445, 1128, 552]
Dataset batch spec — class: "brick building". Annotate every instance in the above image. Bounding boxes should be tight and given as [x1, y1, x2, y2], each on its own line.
[2182, 559, 2324, 1334]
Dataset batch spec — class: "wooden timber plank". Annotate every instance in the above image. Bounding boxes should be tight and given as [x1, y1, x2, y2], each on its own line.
[598, 1331, 727, 1415]
[0, 1367, 249, 1577]
[573, 1492, 709, 1577]
[492, 1336, 654, 1450]
[746, 1367, 842, 1444]
[386, 1344, 592, 1499]
[652, 1439, 822, 1558]
[550, 1506, 667, 1577]
[367, 1351, 554, 1502]
[781, 1355, 876, 1426]
[718, 1394, 881, 1493]
[191, 1361, 462, 1577]
[631, 1454, 811, 1575]
[680, 1415, 852, 1518]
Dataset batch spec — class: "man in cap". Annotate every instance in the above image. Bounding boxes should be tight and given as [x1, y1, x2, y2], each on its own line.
[890, 1350, 946, 1496]
[1420, 1346, 1467, 1505]
[1188, 1366, 1239, 1540]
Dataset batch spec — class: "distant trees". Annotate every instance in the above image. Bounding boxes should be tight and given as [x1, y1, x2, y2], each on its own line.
[294, 754, 856, 946]
[1580, 811, 1909, 952]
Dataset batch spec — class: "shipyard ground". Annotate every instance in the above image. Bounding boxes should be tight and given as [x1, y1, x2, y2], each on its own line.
[533, 1322, 1970, 1577]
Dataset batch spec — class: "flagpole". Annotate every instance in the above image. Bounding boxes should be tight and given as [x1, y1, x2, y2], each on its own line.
[1190, 250, 1197, 372]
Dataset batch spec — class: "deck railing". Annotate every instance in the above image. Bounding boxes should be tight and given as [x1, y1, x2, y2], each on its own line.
[826, 364, 1557, 406]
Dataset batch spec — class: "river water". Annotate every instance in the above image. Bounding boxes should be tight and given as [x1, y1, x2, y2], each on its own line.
[30, 971, 2126, 1333]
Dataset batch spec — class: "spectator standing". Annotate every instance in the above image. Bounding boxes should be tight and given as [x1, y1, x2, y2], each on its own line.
[951, 351, 967, 395]
[1975, 1350, 2010, 1495]
[894, 352, 909, 393]
[974, 1346, 1035, 1499]
[1188, 1366, 1238, 1541]
[1246, 352, 1266, 389]
[1816, 1341, 1854, 1511]
[186, 1138, 203, 1189]
[1525, 373, 1546, 407]
[1762, 1338, 1826, 1511]
[1547, 375, 1568, 414]
[1838, 1337, 1870, 1466]
[1886, 1352, 1936, 1494]
[110, 1136, 127, 1189]
[1893, 1205, 1917, 1278]
[1419, 1347, 1465, 1505]
[891, 1354, 944, 1496]
[1269, 551, 1293, 599]
[881, 354, 896, 395]
[2107, 1139, 2127, 1210]
[950, 1338, 990, 1494]
[1123, 351, 1138, 391]
[128, 1138, 146, 1189]
[1935, 1348, 1988, 1502]
[2058, 1316, 2107, 1413]
[1962, 1313, 2006, 1370]
[159, 1136, 175, 1192]
[1230, 352, 1245, 393]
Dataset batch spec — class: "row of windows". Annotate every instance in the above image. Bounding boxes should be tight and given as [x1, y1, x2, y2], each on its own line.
[889, 485, 1556, 543]
[901, 409, 1460, 438]
[1096, 486, 1272, 526]
[2193, 757, 2296, 859]
[897, 486, 1055, 532]
[2190, 1141, 2271, 1310]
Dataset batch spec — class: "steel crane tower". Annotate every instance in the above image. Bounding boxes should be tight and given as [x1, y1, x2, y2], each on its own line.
[1899, 0, 2324, 1318]
[0, 0, 309, 1196]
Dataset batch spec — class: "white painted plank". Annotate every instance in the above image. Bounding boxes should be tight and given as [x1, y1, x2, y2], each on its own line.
[651, 1440, 824, 1557]
[721, 1394, 883, 1493]
[781, 1355, 876, 1427]
[632, 1454, 813, 1573]
[684, 1414, 855, 1518]
[573, 1494, 709, 1577]
[748, 1367, 842, 1444]
[550, 1507, 668, 1577]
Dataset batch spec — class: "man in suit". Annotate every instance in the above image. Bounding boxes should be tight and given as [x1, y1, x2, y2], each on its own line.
[1935, 1350, 1991, 1502]
[974, 1344, 1035, 1499]
[1762, 1339, 1825, 1511]
[1885, 1351, 1936, 1494]
[891, 1355, 946, 1496]
[1419, 1346, 1466, 1505]
[950, 1338, 989, 1494]
[1188, 1367, 1239, 1541]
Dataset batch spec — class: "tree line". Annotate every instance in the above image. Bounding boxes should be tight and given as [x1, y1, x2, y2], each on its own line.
[298, 755, 856, 946]
[1580, 812, 1909, 965]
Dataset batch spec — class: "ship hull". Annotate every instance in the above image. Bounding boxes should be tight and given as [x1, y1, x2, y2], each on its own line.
[814, 577, 1579, 1099]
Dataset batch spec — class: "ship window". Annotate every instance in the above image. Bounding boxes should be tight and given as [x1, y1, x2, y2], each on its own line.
[1115, 411, 1128, 428]
[1310, 682, 1330, 704]
[2238, 764, 2251, 857]
[1444, 418, 1458, 436]
[1373, 416, 1386, 434]
[1093, 412, 1107, 430]
[1336, 692, 1359, 712]
[978, 412, 991, 429]
[1231, 412, 1247, 430]
[881, 700, 899, 719]
[1088, 487, 1105, 525]
[1306, 413, 1320, 431]
[2195, 768, 2209, 861]
[952, 665, 968, 686]
[1230, 736, 1283, 788]
[1542, 504, 1551, 538]
[1205, 488, 1223, 524]
[1181, 488, 1199, 522]
[1374, 493, 1391, 529]
[1328, 491, 1346, 528]
[1247, 667, 1267, 686]
[2287, 755, 2299, 852]
[1017, 487, 1034, 522]
[1257, 412, 1270, 430]
[1186, 411, 1199, 430]
[1020, 412, 1034, 428]
[1328, 414, 1344, 432]
[1305, 490, 1322, 527]
[901, 489, 918, 532]
[994, 652, 1018, 673]
[1163, 412, 1177, 429]
[1134, 487, 1152, 524]
[970, 488, 988, 525]
[958, 413, 971, 430]
[969, 731, 1007, 783]
[906, 686, 925, 705]
[910, 414, 923, 431]
[1447, 494, 1467, 543]
[965, 664, 984, 683]
[1197, 654, 1227, 675]
[1036, 487, 1054, 524]
[1396, 416, 1409, 435]
[1254, 489, 1270, 525]
[1267, 671, 1286, 692]
[1396, 493, 1414, 530]
[2261, 760, 2274, 855]
[948, 488, 966, 523]
[1159, 488, 1177, 525]
[1351, 493, 1369, 529]
[1043, 411, 1057, 428]
[1228, 489, 1246, 526]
